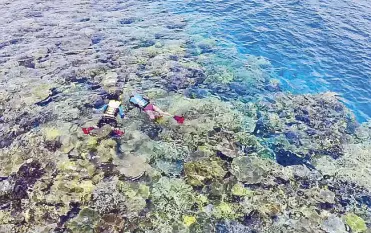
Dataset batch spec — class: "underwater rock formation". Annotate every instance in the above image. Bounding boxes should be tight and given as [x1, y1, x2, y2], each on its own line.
[113, 154, 150, 180]
[157, 96, 258, 152]
[184, 157, 227, 187]
[314, 142, 371, 191]
[1, 88, 369, 232]
[149, 177, 197, 232]
[256, 92, 357, 162]
[230, 156, 268, 184]
[0, 0, 370, 232]
[322, 214, 347, 233]
[344, 213, 368, 233]
[91, 178, 126, 215]
[66, 208, 100, 233]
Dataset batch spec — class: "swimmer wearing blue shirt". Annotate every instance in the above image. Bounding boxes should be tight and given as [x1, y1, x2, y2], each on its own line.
[82, 90, 125, 136]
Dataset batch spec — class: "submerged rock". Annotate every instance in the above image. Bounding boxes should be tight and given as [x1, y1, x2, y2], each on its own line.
[18, 57, 35, 69]
[150, 177, 196, 229]
[205, 66, 234, 84]
[184, 158, 226, 186]
[92, 178, 127, 215]
[314, 142, 371, 191]
[216, 220, 252, 233]
[166, 20, 186, 30]
[216, 138, 240, 159]
[315, 189, 336, 204]
[98, 213, 125, 232]
[120, 18, 136, 25]
[156, 159, 183, 176]
[113, 154, 150, 180]
[95, 138, 117, 163]
[101, 71, 118, 89]
[0, 179, 13, 197]
[257, 92, 356, 159]
[344, 213, 367, 233]
[21, 83, 54, 105]
[212, 202, 242, 220]
[185, 88, 210, 99]
[42, 127, 62, 142]
[265, 79, 281, 92]
[66, 208, 100, 233]
[230, 156, 266, 184]
[89, 124, 112, 139]
[13, 160, 45, 199]
[231, 183, 253, 197]
[322, 215, 347, 233]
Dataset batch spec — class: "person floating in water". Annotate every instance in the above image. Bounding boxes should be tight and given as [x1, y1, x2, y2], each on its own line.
[129, 93, 185, 124]
[82, 91, 125, 136]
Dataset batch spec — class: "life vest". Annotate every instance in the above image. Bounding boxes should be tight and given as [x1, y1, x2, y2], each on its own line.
[129, 94, 150, 109]
[103, 100, 121, 118]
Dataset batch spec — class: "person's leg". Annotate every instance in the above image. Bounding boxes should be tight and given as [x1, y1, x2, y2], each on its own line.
[152, 105, 172, 116]
[145, 110, 157, 120]
[106, 119, 124, 136]
[107, 118, 118, 128]
[82, 118, 102, 135]
[112, 128, 125, 136]
[97, 118, 107, 128]
[152, 105, 184, 124]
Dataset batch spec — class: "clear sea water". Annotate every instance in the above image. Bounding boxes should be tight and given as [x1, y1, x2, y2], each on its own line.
[1, 0, 370, 121]
[164, 0, 371, 122]
[1, 0, 371, 231]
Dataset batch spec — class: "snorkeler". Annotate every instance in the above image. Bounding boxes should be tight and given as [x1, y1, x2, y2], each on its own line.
[129, 93, 185, 124]
[82, 91, 125, 136]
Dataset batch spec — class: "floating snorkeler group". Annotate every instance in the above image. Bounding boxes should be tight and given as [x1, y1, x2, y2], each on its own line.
[82, 89, 185, 137]
[0, 0, 370, 232]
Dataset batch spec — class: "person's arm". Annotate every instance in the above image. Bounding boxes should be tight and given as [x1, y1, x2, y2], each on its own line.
[97, 104, 108, 112]
[118, 106, 125, 118]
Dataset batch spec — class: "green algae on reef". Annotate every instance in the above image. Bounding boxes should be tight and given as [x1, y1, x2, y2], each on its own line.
[0, 0, 371, 232]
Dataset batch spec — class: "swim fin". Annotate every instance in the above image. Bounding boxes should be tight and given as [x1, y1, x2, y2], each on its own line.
[173, 115, 185, 124]
[112, 129, 125, 136]
[82, 127, 95, 135]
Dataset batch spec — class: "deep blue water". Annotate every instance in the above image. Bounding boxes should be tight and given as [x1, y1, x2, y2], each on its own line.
[165, 0, 371, 122]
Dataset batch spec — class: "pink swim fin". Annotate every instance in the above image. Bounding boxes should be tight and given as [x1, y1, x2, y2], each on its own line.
[173, 115, 185, 124]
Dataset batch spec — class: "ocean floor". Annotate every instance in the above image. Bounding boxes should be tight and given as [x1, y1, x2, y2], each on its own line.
[0, 0, 370, 232]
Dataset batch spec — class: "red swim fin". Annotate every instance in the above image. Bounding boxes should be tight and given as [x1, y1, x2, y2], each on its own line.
[82, 127, 95, 135]
[112, 129, 125, 136]
[173, 115, 185, 124]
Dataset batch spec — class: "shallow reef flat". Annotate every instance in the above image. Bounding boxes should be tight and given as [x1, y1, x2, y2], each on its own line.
[0, 0, 370, 232]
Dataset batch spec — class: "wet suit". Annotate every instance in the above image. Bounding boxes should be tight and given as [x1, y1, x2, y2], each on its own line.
[129, 94, 151, 111]
[82, 99, 125, 136]
[98, 100, 125, 127]
[129, 94, 184, 124]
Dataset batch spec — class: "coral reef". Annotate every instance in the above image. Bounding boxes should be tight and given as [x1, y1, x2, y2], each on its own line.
[314, 142, 371, 191]
[91, 178, 127, 215]
[148, 177, 197, 232]
[184, 157, 226, 187]
[255, 92, 357, 163]
[230, 156, 268, 184]
[0, 0, 370, 232]
[113, 154, 151, 180]
[66, 208, 100, 233]
[345, 213, 368, 233]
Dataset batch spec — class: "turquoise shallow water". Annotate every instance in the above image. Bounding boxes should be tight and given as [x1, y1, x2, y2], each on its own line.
[164, 0, 371, 122]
